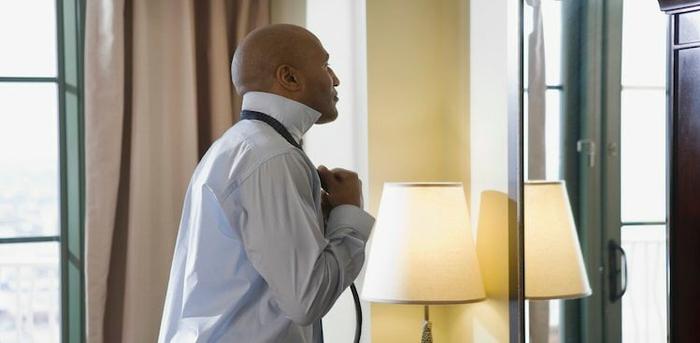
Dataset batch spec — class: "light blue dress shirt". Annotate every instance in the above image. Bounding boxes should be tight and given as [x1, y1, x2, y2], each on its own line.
[158, 92, 375, 343]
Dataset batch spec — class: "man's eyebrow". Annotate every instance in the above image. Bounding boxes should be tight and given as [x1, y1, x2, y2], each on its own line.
[324, 52, 330, 61]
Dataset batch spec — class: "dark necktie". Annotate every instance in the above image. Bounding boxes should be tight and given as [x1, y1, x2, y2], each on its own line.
[240, 110, 302, 150]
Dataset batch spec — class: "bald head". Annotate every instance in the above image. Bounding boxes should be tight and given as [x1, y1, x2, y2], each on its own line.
[231, 24, 340, 124]
[232, 24, 322, 95]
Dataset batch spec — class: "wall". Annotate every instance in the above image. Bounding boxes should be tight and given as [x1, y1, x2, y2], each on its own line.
[448, 0, 515, 341]
[272, 0, 515, 340]
[367, 0, 469, 215]
[366, 0, 472, 341]
[366, 0, 516, 341]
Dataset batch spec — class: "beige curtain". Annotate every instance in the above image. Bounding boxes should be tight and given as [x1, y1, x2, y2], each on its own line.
[84, 1, 269, 342]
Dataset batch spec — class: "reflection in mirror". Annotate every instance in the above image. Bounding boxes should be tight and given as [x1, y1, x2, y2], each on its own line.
[523, 0, 669, 342]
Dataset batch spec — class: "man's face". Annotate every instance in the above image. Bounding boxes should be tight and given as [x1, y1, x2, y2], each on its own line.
[299, 42, 340, 124]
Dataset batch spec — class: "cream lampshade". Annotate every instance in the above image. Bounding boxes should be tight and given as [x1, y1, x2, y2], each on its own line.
[361, 183, 486, 342]
[525, 181, 591, 299]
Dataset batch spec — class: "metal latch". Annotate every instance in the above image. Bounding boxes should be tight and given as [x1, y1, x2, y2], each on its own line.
[577, 139, 596, 168]
[606, 142, 618, 157]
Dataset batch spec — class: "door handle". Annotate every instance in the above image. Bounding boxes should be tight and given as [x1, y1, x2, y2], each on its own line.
[577, 139, 596, 167]
[608, 240, 628, 302]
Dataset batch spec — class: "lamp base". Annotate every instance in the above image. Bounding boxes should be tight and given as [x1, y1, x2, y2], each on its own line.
[421, 320, 433, 343]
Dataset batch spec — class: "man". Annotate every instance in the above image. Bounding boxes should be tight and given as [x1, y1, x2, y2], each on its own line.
[158, 24, 374, 343]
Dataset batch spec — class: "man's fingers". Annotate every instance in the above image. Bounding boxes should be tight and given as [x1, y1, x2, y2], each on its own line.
[317, 165, 337, 189]
[331, 167, 352, 175]
[318, 166, 363, 208]
[330, 168, 358, 181]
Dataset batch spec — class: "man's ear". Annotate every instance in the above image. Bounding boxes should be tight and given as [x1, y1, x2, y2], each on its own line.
[276, 64, 303, 91]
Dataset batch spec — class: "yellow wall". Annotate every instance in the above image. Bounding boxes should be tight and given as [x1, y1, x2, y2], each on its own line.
[454, 0, 516, 338]
[367, 0, 514, 341]
[367, 0, 469, 216]
[446, 191, 512, 342]
[366, 0, 472, 341]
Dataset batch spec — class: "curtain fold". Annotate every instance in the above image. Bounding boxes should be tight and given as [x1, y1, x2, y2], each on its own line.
[526, 0, 549, 342]
[527, 0, 546, 180]
[85, 1, 269, 342]
[194, 0, 270, 156]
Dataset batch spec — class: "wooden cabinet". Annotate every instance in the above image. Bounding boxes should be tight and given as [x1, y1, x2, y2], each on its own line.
[658, 1, 700, 341]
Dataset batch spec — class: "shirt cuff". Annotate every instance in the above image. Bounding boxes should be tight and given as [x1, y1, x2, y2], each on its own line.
[326, 205, 375, 241]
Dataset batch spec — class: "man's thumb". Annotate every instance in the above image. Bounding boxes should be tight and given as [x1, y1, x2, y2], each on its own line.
[317, 165, 336, 189]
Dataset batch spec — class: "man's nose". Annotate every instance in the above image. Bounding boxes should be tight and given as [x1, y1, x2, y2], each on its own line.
[330, 68, 340, 87]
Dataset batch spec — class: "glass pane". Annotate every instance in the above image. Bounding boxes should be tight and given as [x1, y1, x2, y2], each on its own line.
[542, 0, 562, 86]
[0, 83, 59, 238]
[620, 89, 666, 223]
[621, 0, 667, 87]
[0, 0, 58, 77]
[523, 89, 562, 181]
[0, 242, 61, 343]
[524, 0, 563, 88]
[549, 299, 562, 340]
[545, 89, 561, 180]
[523, 90, 533, 180]
[524, 1, 532, 90]
[621, 225, 668, 343]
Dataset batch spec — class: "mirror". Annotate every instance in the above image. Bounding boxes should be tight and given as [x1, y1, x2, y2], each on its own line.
[522, 0, 669, 342]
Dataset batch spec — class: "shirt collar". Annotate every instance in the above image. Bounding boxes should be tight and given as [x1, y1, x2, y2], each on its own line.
[241, 91, 322, 143]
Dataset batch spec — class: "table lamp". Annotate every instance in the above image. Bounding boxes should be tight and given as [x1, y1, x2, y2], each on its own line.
[525, 181, 591, 299]
[361, 183, 486, 342]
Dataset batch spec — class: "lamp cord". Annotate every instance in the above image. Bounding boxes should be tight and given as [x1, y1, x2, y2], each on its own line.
[350, 283, 362, 343]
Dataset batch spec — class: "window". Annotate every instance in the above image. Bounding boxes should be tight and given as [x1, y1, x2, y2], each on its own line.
[0, 1, 85, 342]
[619, 1, 668, 342]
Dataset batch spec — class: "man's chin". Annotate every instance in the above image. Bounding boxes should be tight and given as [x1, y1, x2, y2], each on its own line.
[316, 111, 338, 124]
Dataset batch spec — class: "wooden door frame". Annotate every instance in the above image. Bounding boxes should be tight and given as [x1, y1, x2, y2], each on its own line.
[658, 1, 700, 341]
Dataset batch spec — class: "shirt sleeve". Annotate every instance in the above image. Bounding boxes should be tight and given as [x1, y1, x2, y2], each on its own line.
[222, 150, 375, 326]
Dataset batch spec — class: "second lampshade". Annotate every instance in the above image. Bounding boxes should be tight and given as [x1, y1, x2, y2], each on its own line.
[525, 181, 591, 299]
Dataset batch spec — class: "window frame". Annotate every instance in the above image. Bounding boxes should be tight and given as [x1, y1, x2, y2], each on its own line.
[558, 0, 621, 341]
[0, 1, 85, 342]
[558, 0, 670, 342]
[57, 1, 86, 342]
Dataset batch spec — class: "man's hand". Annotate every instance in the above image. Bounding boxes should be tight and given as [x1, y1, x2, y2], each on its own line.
[317, 165, 363, 208]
